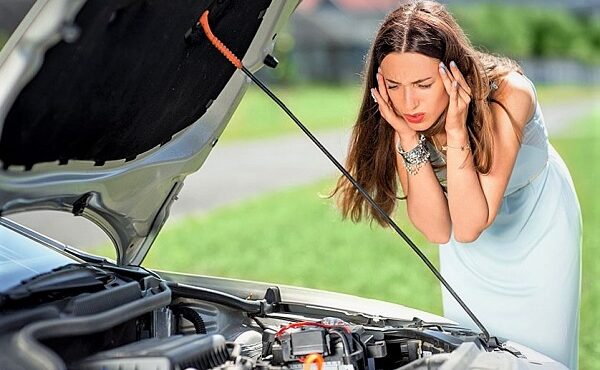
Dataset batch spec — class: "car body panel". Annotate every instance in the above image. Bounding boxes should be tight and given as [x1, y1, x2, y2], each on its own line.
[158, 270, 459, 325]
[0, 0, 298, 266]
[0, 3, 571, 369]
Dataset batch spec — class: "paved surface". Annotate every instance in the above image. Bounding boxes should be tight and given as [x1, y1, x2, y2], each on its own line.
[7, 97, 597, 249]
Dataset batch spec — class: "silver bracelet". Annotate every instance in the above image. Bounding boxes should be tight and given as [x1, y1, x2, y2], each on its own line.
[397, 134, 430, 176]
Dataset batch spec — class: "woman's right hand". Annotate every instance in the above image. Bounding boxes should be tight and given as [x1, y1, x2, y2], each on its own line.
[371, 70, 419, 148]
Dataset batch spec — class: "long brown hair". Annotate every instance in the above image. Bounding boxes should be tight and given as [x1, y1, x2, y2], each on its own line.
[332, 0, 523, 227]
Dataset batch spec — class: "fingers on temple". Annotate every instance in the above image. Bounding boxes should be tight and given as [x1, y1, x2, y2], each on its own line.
[371, 88, 382, 107]
[448, 61, 472, 97]
[457, 85, 471, 105]
[439, 63, 454, 95]
[375, 70, 391, 105]
[450, 80, 459, 107]
[441, 62, 471, 106]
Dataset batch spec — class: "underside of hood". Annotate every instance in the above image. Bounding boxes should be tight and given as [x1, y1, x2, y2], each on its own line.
[0, 0, 299, 265]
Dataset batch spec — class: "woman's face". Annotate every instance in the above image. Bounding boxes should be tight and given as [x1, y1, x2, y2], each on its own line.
[379, 52, 449, 130]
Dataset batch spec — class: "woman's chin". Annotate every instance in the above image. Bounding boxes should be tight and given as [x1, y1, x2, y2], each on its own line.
[409, 121, 433, 131]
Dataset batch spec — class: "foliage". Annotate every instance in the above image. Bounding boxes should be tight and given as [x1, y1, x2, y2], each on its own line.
[450, 4, 600, 65]
[264, 25, 299, 85]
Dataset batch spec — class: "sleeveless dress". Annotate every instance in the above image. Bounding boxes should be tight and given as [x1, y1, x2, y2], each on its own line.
[433, 78, 582, 369]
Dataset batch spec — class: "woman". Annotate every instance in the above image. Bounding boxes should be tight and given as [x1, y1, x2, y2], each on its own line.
[332, 1, 582, 368]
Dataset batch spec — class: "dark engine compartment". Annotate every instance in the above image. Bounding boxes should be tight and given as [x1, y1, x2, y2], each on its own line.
[0, 261, 524, 370]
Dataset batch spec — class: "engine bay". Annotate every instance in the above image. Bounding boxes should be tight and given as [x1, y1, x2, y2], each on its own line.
[0, 259, 536, 370]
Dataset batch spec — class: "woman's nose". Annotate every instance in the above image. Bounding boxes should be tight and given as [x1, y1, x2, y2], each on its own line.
[403, 88, 419, 110]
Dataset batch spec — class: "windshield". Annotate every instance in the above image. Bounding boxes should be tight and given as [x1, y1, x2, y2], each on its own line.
[0, 218, 80, 291]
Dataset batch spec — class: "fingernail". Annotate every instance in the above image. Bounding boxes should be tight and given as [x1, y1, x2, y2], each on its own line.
[439, 66, 446, 74]
[453, 80, 458, 88]
[450, 61, 457, 68]
[370, 89, 377, 102]
[439, 61, 445, 68]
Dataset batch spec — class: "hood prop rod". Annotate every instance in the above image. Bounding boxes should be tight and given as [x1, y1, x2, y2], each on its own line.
[197, 10, 491, 343]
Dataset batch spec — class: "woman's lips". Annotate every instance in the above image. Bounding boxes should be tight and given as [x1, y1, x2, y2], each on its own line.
[403, 113, 425, 124]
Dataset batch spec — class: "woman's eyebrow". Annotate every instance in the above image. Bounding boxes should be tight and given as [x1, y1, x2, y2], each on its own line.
[385, 77, 433, 85]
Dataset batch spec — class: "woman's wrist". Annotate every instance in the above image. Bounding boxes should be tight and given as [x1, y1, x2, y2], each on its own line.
[445, 127, 472, 158]
[396, 131, 420, 152]
[445, 127, 469, 146]
[395, 133, 430, 176]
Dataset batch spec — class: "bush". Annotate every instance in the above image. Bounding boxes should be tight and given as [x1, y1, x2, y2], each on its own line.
[450, 4, 600, 65]
[451, 4, 533, 59]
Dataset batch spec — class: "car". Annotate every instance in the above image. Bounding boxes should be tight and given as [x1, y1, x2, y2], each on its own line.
[0, 1, 569, 369]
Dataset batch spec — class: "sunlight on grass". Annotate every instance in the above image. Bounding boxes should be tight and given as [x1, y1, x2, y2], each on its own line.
[89, 93, 599, 369]
[550, 109, 599, 370]
[221, 84, 362, 142]
[139, 108, 597, 369]
[142, 180, 442, 314]
[221, 84, 598, 142]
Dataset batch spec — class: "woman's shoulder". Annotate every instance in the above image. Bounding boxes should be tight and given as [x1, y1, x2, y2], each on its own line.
[490, 71, 536, 129]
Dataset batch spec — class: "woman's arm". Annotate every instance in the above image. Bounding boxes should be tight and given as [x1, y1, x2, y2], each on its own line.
[372, 71, 452, 243]
[477, 74, 536, 228]
[395, 133, 452, 244]
[442, 68, 535, 242]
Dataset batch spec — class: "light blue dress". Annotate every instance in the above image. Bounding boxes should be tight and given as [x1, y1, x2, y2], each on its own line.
[434, 79, 582, 369]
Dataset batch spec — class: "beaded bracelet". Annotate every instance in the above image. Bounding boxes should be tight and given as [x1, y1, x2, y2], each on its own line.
[397, 134, 431, 176]
[441, 142, 471, 152]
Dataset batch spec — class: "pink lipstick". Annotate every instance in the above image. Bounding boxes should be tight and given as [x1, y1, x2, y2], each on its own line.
[404, 113, 425, 124]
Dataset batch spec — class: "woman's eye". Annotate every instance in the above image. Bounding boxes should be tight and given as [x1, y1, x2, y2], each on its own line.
[387, 85, 398, 90]
[418, 83, 433, 89]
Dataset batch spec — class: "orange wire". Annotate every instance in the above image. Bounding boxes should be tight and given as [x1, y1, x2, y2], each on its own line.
[198, 10, 242, 69]
[303, 354, 324, 370]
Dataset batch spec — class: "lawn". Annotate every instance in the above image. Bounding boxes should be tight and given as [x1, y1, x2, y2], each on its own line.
[556, 107, 599, 370]
[132, 108, 599, 368]
[91, 90, 598, 368]
[142, 176, 442, 313]
[221, 83, 599, 142]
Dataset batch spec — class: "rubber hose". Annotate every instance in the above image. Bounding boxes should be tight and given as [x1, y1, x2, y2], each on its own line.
[172, 306, 207, 334]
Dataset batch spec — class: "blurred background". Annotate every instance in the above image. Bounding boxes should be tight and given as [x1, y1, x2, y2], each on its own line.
[267, 0, 600, 85]
[1, 0, 599, 368]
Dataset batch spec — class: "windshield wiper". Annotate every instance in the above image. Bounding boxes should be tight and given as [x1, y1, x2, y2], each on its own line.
[0, 263, 113, 308]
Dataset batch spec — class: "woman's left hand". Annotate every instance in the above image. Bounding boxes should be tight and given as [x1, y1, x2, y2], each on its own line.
[439, 61, 472, 134]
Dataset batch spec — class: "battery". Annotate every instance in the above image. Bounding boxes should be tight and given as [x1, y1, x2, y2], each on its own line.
[291, 329, 330, 356]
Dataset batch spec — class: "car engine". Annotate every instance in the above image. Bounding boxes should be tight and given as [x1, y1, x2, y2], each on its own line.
[0, 260, 544, 370]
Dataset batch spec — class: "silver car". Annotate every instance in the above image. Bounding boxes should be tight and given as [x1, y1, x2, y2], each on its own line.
[0, 1, 569, 369]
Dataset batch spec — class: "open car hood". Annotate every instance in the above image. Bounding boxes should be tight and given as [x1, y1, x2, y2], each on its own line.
[0, 0, 299, 265]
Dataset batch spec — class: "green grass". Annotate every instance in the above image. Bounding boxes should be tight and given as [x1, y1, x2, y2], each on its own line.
[137, 108, 598, 369]
[221, 83, 599, 142]
[142, 181, 442, 313]
[221, 84, 362, 142]
[550, 108, 600, 370]
[0, 32, 8, 50]
[92, 100, 599, 368]
[536, 85, 600, 104]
